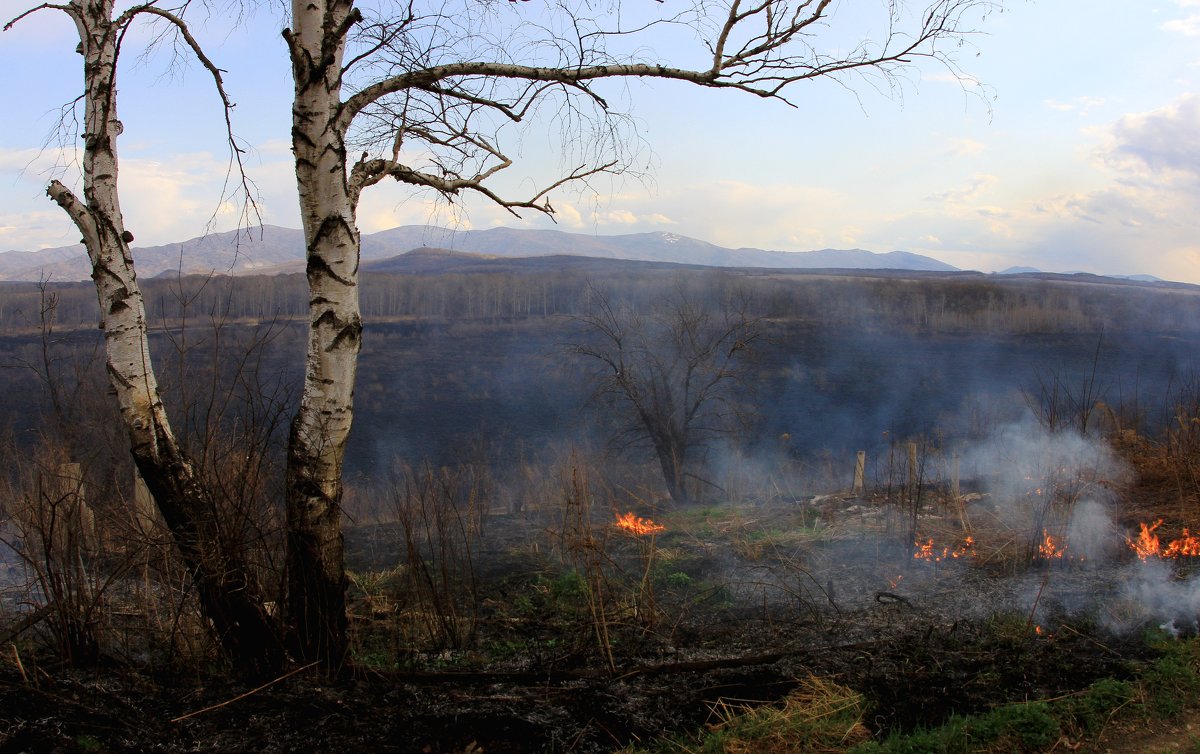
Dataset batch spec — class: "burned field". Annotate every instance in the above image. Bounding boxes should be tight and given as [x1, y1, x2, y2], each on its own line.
[4, 435, 1200, 754]
[5, 268, 1200, 752]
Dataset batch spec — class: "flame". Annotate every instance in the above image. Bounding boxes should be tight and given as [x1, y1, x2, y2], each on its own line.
[615, 512, 665, 536]
[1128, 519, 1200, 559]
[1129, 519, 1163, 559]
[1038, 531, 1067, 559]
[913, 536, 975, 562]
[1166, 529, 1200, 557]
[886, 574, 903, 590]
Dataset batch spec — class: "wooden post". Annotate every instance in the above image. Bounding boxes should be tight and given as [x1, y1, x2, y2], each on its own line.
[852, 451, 866, 497]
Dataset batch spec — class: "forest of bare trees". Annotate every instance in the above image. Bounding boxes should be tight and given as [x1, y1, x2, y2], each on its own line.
[2, 266, 1197, 336]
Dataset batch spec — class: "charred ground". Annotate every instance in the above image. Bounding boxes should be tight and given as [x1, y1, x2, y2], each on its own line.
[3, 262, 1200, 752]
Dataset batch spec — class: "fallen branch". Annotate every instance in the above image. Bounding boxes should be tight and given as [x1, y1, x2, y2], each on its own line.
[170, 662, 320, 723]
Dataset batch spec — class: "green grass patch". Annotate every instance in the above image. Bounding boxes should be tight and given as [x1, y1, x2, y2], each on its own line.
[625, 634, 1200, 754]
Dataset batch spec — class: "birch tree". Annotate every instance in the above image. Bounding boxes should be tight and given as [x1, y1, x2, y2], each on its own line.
[281, 0, 993, 664]
[4, 0, 283, 675]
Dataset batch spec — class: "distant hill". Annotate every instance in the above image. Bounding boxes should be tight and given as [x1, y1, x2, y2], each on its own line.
[0, 225, 306, 282]
[1, 225, 958, 282]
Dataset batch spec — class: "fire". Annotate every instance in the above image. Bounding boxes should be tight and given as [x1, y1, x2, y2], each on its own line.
[1129, 519, 1162, 559]
[913, 536, 975, 562]
[615, 512, 665, 536]
[1167, 529, 1200, 557]
[1033, 625, 1055, 639]
[1127, 519, 1200, 560]
[1038, 531, 1067, 560]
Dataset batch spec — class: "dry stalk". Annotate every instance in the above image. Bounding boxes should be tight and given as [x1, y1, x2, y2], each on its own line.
[10, 643, 28, 685]
[169, 661, 320, 723]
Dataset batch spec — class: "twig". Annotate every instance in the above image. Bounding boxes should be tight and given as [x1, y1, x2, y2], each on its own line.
[1055, 622, 1119, 655]
[10, 643, 28, 684]
[1027, 570, 1050, 629]
[170, 662, 319, 723]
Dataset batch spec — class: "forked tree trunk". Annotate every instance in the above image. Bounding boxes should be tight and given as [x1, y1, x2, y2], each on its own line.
[652, 434, 690, 505]
[283, 0, 362, 666]
[47, 0, 281, 676]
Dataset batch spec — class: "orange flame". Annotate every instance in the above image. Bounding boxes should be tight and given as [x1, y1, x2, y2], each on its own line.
[1166, 529, 1200, 557]
[1038, 531, 1067, 559]
[913, 536, 975, 562]
[615, 512, 665, 536]
[1129, 519, 1163, 559]
[1128, 520, 1200, 559]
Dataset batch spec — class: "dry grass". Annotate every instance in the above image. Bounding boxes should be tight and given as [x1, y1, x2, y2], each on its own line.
[623, 675, 870, 754]
[707, 676, 870, 753]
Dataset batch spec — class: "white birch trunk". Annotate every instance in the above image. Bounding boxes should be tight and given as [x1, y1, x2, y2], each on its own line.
[45, 0, 281, 675]
[283, 0, 361, 664]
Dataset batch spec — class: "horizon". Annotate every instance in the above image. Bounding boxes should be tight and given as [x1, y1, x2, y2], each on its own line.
[0, 221, 1188, 284]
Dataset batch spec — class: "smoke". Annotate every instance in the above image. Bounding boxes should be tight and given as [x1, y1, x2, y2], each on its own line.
[1106, 558, 1200, 637]
[951, 415, 1200, 636]
[958, 415, 1126, 501]
[1066, 499, 1123, 562]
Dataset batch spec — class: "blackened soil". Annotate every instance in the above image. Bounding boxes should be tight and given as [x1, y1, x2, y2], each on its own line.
[0, 495, 1177, 753]
[0, 608, 1159, 754]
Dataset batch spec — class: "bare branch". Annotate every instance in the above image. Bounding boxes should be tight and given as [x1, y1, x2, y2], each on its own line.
[122, 4, 263, 235]
[45, 180, 99, 265]
[348, 152, 616, 217]
[4, 2, 72, 32]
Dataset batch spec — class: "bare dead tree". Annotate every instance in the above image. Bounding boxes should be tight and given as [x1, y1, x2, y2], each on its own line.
[574, 281, 761, 503]
[4, 1, 283, 675]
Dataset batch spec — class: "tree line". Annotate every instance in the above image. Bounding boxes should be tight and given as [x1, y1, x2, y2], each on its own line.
[2, 269, 1198, 336]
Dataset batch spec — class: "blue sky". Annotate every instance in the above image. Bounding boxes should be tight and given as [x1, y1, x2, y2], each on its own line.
[2, 0, 1199, 282]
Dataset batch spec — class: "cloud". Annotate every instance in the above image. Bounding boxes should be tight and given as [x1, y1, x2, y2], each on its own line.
[598, 209, 640, 225]
[1044, 96, 1106, 115]
[1163, 0, 1200, 35]
[925, 173, 998, 203]
[625, 180, 852, 251]
[881, 95, 1200, 280]
[944, 138, 987, 157]
[1163, 16, 1200, 34]
[1102, 94, 1200, 185]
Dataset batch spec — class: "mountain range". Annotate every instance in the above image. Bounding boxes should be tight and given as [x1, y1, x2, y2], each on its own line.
[0, 225, 959, 282]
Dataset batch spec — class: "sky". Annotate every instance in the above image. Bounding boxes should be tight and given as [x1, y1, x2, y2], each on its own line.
[1, 0, 1199, 282]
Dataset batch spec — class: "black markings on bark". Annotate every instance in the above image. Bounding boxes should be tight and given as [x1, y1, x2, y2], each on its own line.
[305, 252, 354, 288]
[327, 321, 362, 352]
[105, 362, 134, 389]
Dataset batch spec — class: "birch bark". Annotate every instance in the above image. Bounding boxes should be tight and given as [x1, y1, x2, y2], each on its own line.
[283, 0, 362, 665]
[40, 0, 282, 676]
